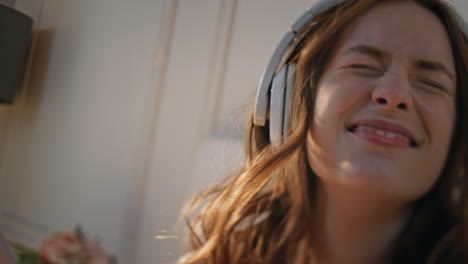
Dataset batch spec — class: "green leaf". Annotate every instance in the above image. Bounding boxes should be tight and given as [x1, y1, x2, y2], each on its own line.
[9, 241, 47, 264]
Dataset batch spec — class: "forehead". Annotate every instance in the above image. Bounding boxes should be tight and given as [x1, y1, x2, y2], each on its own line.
[332, 1, 454, 70]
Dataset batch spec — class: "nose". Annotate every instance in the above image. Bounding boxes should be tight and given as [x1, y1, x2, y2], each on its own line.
[371, 74, 413, 111]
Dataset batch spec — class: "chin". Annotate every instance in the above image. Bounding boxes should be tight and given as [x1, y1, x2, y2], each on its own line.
[334, 163, 434, 202]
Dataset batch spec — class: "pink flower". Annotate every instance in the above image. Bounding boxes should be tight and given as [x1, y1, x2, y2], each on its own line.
[39, 231, 110, 264]
[39, 232, 86, 264]
[83, 240, 110, 264]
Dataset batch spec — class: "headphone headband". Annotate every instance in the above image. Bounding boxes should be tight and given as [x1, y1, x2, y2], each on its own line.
[254, 0, 347, 127]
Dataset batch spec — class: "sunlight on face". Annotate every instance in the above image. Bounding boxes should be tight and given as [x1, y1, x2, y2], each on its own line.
[306, 1, 456, 202]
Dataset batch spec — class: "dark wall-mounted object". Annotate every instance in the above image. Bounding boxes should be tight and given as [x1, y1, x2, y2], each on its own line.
[0, 3, 32, 104]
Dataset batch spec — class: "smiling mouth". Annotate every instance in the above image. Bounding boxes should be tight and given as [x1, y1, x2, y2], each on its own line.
[346, 125, 418, 148]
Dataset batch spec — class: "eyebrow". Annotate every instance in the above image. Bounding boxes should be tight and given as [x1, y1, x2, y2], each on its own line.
[344, 44, 455, 82]
[344, 44, 389, 61]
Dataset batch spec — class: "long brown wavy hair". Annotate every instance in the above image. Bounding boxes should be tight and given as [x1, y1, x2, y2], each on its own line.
[181, 0, 468, 263]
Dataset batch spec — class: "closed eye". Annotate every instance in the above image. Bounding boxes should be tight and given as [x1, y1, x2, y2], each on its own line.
[349, 64, 380, 70]
[417, 79, 446, 91]
[347, 64, 383, 76]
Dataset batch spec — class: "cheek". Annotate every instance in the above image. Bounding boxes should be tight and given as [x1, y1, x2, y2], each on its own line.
[308, 78, 369, 178]
[311, 84, 342, 152]
[417, 95, 455, 151]
[307, 87, 340, 179]
[313, 76, 370, 130]
[414, 95, 455, 195]
[306, 131, 332, 181]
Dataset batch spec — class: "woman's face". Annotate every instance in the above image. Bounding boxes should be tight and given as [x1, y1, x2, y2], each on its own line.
[306, 1, 456, 201]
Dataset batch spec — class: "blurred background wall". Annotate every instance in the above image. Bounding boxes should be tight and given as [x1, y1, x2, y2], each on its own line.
[0, 0, 467, 263]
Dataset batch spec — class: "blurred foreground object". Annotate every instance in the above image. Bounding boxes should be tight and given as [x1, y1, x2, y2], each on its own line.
[11, 226, 115, 264]
[0, 3, 33, 103]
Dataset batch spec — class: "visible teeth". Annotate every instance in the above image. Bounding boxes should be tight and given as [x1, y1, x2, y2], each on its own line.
[386, 132, 397, 139]
[355, 126, 409, 142]
[376, 130, 385, 136]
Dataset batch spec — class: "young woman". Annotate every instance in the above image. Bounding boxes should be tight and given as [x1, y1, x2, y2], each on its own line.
[181, 0, 468, 263]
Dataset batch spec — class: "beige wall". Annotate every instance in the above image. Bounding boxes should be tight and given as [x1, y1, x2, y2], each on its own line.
[0, 0, 13, 7]
[0, 1, 467, 264]
[0, 0, 167, 262]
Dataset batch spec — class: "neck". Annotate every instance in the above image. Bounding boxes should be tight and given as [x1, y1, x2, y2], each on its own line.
[311, 182, 412, 264]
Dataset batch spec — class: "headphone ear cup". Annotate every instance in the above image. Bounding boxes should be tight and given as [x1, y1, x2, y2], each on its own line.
[283, 64, 295, 138]
[269, 65, 289, 147]
[254, 33, 294, 127]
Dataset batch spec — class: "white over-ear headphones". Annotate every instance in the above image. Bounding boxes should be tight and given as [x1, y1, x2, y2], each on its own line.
[253, 0, 468, 147]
